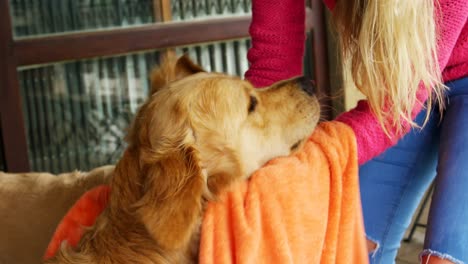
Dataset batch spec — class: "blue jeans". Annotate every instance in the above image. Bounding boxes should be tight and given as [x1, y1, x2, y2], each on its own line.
[360, 77, 468, 264]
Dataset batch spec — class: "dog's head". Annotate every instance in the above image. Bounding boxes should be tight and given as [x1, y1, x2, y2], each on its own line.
[131, 55, 320, 190]
[118, 55, 320, 253]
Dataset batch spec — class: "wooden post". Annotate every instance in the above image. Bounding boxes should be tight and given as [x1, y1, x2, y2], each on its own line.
[153, 0, 176, 58]
[0, 0, 30, 172]
[153, 0, 172, 22]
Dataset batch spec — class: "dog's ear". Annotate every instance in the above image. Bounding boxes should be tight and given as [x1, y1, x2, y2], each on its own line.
[127, 96, 205, 251]
[149, 53, 205, 95]
[135, 140, 205, 252]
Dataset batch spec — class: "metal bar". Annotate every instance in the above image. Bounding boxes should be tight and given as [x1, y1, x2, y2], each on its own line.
[15, 16, 253, 67]
[310, 0, 332, 120]
[404, 183, 435, 243]
[0, 0, 30, 172]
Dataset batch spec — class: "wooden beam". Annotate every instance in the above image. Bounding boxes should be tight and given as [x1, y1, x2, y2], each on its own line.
[15, 16, 252, 66]
[0, 0, 30, 172]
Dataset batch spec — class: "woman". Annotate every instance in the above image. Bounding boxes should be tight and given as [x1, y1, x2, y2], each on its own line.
[245, 0, 468, 263]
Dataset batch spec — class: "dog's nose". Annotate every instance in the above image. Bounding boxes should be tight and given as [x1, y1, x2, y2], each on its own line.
[296, 76, 316, 96]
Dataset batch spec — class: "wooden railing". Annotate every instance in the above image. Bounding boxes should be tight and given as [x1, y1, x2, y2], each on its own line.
[0, 0, 330, 172]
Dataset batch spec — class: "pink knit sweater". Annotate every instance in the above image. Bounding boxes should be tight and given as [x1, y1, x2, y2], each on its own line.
[245, 0, 468, 165]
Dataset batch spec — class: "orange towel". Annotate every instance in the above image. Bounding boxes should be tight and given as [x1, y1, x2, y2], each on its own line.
[199, 121, 368, 264]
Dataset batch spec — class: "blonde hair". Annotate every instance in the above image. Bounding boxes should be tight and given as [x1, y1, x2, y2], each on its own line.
[332, 0, 445, 136]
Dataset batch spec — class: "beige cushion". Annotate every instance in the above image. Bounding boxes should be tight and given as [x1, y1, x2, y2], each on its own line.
[0, 166, 114, 264]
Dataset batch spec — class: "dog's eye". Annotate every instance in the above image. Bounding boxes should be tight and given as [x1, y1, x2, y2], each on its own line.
[248, 96, 257, 114]
[290, 140, 302, 151]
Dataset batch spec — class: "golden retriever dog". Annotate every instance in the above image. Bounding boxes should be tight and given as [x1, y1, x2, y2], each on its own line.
[45, 55, 320, 263]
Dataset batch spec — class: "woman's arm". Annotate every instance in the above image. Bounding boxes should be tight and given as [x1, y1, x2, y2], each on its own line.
[244, 0, 306, 87]
[244, 0, 335, 87]
[245, 0, 468, 164]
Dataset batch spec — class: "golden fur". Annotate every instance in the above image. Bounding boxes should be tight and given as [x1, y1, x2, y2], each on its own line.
[45, 55, 320, 263]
